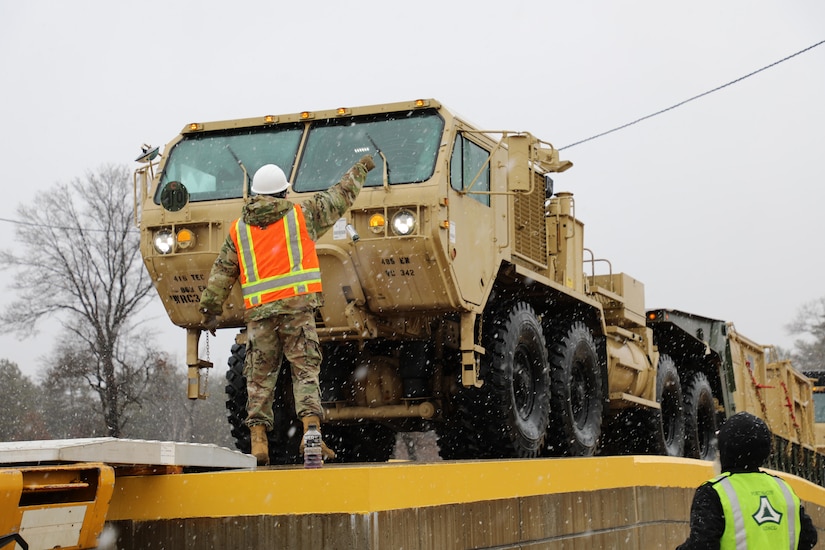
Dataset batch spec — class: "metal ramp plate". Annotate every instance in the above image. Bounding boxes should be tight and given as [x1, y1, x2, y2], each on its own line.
[0, 438, 255, 469]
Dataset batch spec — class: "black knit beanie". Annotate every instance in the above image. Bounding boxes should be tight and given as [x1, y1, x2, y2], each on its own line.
[717, 412, 772, 472]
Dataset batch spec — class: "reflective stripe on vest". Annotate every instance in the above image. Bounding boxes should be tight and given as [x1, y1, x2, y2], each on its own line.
[713, 472, 799, 550]
[230, 206, 322, 308]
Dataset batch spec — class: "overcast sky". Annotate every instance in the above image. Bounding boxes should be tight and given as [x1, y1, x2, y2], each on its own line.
[1, 1, 824, 378]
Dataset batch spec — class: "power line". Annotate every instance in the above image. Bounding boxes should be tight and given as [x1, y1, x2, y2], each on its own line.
[0, 216, 139, 233]
[0, 216, 32, 227]
[559, 39, 825, 151]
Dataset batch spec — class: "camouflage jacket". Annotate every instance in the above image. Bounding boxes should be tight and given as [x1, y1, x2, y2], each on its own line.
[199, 160, 369, 320]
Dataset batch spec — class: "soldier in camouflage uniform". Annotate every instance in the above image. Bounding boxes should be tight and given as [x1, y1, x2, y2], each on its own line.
[199, 154, 375, 465]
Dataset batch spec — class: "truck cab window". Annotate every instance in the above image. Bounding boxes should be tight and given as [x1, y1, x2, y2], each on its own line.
[450, 135, 490, 206]
[157, 126, 303, 203]
[293, 110, 444, 193]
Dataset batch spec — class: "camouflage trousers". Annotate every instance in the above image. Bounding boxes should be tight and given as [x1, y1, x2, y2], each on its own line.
[243, 308, 323, 430]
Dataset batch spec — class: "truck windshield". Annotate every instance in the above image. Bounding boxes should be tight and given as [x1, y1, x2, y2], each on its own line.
[157, 109, 443, 203]
[293, 109, 444, 192]
[814, 392, 825, 422]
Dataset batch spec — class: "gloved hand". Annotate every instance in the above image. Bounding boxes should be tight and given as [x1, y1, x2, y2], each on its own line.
[201, 312, 219, 335]
[359, 154, 376, 172]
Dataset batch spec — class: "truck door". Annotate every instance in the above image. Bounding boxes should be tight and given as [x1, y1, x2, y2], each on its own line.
[447, 133, 495, 306]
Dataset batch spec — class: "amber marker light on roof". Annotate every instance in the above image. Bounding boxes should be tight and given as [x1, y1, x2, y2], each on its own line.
[188, 123, 203, 131]
[336, 107, 351, 116]
[414, 99, 430, 108]
[300, 111, 314, 120]
[263, 115, 278, 124]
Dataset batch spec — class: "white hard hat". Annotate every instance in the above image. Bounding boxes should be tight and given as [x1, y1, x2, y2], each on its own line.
[251, 164, 291, 194]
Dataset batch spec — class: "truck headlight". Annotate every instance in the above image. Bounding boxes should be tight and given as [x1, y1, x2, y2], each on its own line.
[153, 229, 175, 254]
[391, 210, 416, 236]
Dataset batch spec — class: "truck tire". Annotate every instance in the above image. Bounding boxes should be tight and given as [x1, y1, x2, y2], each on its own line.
[602, 357, 687, 457]
[225, 344, 248, 446]
[651, 355, 686, 457]
[683, 372, 717, 460]
[484, 302, 551, 458]
[546, 322, 603, 457]
[224, 343, 302, 465]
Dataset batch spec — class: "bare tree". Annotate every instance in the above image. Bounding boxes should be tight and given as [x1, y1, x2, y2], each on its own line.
[39, 347, 106, 438]
[125, 354, 196, 442]
[0, 164, 156, 436]
[125, 357, 236, 447]
[39, 336, 164, 437]
[786, 297, 825, 372]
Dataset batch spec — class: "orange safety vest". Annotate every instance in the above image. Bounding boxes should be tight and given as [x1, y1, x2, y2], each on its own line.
[229, 205, 322, 309]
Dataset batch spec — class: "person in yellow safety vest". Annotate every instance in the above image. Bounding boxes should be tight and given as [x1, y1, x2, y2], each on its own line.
[198, 154, 376, 466]
[677, 412, 817, 549]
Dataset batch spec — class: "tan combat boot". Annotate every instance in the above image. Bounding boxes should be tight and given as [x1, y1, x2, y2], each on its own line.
[250, 424, 269, 466]
[300, 415, 336, 460]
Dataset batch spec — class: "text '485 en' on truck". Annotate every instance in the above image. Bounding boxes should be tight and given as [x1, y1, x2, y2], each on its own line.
[134, 99, 825, 483]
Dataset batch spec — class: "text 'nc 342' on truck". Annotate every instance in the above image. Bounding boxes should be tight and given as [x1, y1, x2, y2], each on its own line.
[134, 99, 824, 483]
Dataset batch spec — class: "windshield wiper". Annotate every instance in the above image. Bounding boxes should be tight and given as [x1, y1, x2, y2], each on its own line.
[365, 133, 390, 192]
[226, 145, 251, 201]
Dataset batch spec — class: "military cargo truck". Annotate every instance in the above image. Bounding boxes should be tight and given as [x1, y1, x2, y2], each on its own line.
[133, 99, 820, 476]
[648, 309, 823, 483]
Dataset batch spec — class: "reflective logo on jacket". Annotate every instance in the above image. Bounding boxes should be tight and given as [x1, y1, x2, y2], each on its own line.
[230, 205, 322, 308]
[711, 471, 800, 550]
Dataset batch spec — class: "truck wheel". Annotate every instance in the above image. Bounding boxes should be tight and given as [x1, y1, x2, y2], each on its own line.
[485, 302, 551, 458]
[683, 372, 717, 460]
[224, 343, 302, 465]
[546, 322, 603, 456]
[323, 423, 396, 463]
[652, 355, 686, 457]
[225, 344, 249, 447]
